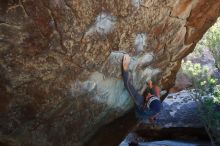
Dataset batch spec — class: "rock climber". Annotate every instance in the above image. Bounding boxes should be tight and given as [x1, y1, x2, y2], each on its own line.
[122, 54, 162, 123]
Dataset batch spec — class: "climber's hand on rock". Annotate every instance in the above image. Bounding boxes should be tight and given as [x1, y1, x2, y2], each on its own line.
[123, 54, 130, 71]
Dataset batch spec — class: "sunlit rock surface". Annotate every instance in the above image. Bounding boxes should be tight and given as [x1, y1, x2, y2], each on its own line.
[0, 0, 220, 145]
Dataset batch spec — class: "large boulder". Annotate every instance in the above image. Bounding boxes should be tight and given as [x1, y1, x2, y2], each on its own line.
[175, 48, 220, 90]
[0, 0, 220, 145]
[89, 90, 206, 146]
[157, 90, 201, 127]
[120, 91, 209, 146]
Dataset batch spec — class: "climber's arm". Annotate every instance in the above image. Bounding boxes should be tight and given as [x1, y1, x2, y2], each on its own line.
[122, 55, 144, 106]
[140, 84, 147, 95]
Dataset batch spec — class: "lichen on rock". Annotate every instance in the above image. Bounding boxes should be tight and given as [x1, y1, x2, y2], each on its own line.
[0, 0, 220, 145]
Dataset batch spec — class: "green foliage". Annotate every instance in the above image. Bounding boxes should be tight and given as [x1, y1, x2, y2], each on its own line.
[182, 61, 220, 146]
[213, 85, 220, 103]
[196, 17, 220, 70]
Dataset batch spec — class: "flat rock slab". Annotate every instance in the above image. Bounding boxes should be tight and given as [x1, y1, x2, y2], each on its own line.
[157, 90, 202, 128]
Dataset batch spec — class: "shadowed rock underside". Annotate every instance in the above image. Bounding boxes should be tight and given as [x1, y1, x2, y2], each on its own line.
[0, 0, 220, 145]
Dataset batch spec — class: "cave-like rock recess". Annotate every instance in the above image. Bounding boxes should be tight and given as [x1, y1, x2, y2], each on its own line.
[0, 0, 220, 146]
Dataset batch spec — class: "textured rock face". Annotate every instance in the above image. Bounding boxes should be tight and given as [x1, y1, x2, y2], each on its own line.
[0, 0, 220, 145]
[153, 90, 202, 128]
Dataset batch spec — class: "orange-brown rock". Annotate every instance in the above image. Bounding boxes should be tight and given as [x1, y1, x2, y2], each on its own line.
[0, 0, 220, 145]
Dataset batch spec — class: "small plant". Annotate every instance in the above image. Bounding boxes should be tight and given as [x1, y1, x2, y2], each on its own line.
[182, 61, 220, 146]
[197, 17, 220, 70]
